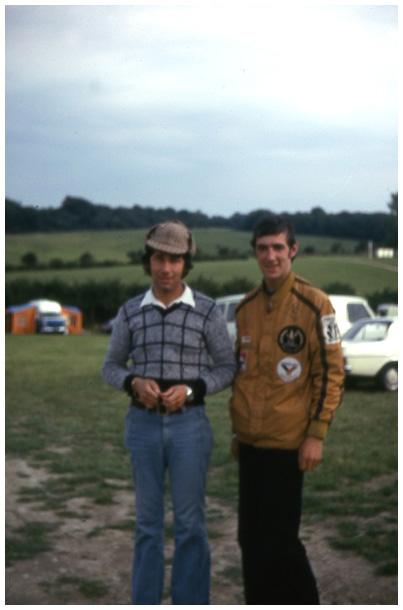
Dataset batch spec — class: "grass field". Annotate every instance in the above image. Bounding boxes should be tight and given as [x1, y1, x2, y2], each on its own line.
[5, 255, 398, 298]
[5, 333, 398, 576]
[5, 228, 365, 266]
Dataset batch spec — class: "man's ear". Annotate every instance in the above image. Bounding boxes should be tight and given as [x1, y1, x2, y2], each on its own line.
[290, 241, 299, 261]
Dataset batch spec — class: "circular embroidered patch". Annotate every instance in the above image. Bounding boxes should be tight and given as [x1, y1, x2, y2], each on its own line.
[278, 326, 306, 353]
[277, 357, 302, 382]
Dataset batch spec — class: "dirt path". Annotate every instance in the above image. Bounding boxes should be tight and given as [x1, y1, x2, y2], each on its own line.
[5, 458, 397, 605]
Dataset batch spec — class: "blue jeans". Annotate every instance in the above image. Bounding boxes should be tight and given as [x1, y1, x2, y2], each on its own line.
[125, 405, 214, 605]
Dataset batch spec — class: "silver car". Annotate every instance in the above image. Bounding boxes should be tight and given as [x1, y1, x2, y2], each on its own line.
[342, 317, 398, 391]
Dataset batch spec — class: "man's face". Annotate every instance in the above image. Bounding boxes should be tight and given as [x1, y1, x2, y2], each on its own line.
[254, 232, 298, 291]
[150, 250, 186, 300]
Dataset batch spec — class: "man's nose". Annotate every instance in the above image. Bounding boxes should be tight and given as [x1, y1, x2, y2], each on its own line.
[161, 260, 172, 272]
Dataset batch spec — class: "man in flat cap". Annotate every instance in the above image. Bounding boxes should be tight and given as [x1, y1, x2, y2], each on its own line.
[102, 220, 236, 605]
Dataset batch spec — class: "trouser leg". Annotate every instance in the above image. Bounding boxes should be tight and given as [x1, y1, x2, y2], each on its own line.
[238, 443, 319, 605]
[167, 407, 214, 605]
[125, 408, 165, 604]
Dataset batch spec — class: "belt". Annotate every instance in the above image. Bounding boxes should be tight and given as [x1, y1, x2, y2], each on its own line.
[133, 399, 199, 416]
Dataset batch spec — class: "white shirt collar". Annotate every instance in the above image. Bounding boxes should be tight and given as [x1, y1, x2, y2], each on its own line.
[140, 283, 196, 309]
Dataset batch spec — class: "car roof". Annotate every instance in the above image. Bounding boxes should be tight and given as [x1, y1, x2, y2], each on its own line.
[350, 316, 398, 327]
[216, 294, 245, 302]
[329, 294, 370, 302]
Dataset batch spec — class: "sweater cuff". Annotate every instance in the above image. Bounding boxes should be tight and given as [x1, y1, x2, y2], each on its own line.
[189, 379, 207, 404]
[123, 374, 135, 397]
[307, 420, 329, 440]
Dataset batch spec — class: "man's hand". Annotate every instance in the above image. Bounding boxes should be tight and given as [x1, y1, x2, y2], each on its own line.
[132, 378, 161, 408]
[160, 385, 188, 412]
[298, 437, 323, 472]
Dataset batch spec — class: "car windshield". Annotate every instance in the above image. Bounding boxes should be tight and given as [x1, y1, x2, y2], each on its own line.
[343, 320, 392, 342]
[227, 302, 238, 322]
[347, 302, 372, 323]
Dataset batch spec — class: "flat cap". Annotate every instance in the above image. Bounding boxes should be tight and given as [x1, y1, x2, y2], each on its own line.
[145, 221, 196, 256]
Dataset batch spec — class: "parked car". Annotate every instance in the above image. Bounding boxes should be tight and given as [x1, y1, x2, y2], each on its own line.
[376, 303, 398, 318]
[328, 295, 374, 336]
[342, 317, 398, 391]
[216, 294, 245, 344]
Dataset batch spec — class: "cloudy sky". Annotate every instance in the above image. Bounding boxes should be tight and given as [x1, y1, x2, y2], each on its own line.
[5, 4, 398, 217]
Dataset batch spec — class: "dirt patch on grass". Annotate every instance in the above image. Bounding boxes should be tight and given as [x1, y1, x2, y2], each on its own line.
[5, 458, 397, 605]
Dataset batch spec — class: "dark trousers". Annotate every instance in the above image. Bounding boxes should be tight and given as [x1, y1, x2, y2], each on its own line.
[238, 443, 319, 605]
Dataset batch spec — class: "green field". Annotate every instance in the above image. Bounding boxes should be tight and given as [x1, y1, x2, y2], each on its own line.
[5, 229, 397, 300]
[5, 256, 398, 297]
[5, 333, 398, 586]
[5, 228, 366, 266]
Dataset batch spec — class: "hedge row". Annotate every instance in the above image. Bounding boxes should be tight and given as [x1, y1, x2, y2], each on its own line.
[5, 278, 397, 329]
[5, 277, 255, 328]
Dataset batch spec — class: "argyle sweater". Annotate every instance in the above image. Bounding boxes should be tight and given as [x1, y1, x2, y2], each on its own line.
[102, 290, 236, 403]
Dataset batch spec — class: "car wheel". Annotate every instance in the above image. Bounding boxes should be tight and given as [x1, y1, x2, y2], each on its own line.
[378, 364, 398, 392]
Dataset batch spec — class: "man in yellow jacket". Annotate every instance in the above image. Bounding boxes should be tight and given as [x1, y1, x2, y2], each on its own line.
[230, 213, 344, 604]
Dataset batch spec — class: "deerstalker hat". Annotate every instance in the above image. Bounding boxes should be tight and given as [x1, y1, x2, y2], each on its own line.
[145, 221, 196, 257]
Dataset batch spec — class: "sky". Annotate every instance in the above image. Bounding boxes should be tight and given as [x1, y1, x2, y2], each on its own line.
[4, 4, 398, 218]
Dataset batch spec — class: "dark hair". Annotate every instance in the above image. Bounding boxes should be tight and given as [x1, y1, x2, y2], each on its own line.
[250, 213, 297, 250]
[142, 246, 194, 278]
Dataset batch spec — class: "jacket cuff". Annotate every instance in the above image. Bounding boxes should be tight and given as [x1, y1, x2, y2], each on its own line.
[307, 420, 329, 440]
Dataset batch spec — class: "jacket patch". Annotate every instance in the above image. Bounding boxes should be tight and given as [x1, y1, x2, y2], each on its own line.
[241, 330, 252, 345]
[278, 326, 306, 353]
[321, 314, 341, 345]
[239, 349, 249, 371]
[277, 357, 302, 382]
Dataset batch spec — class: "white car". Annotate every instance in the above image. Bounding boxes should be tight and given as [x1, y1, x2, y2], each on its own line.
[216, 294, 245, 344]
[342, 317, 398, 391]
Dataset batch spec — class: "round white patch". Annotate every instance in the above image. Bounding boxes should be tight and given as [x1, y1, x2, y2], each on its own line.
[277, 357, 302, 382]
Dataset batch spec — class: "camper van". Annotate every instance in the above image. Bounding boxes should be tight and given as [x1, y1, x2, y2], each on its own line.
[5, 299, 82, 334]
[328, 295, 374, 336]
[29, 300, 67, 334]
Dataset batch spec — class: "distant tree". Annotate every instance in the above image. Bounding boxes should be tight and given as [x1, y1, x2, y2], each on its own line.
[21, 251, 38, 267]
[323, 282, 356, 295]
[330, 242, 344, 254]
[388, 192, 398, 215]
[385, 192, 398, 248]
[303, 246, 316, 255]
[79, 252, 95, 267]
[127, 250, 143, 264]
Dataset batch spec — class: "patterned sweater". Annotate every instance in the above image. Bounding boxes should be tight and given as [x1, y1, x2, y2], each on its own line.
[102, 289, 236, 403]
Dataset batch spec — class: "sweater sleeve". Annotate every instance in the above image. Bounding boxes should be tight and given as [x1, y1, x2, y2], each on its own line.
[199, 303, 237, 395]
[101, 305, 134, 392]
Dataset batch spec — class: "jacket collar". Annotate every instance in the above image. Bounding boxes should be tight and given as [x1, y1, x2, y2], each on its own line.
[262, 271, 296, 308]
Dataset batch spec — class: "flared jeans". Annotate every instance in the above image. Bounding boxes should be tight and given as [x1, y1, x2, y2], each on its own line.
[125, 405, 214, 605]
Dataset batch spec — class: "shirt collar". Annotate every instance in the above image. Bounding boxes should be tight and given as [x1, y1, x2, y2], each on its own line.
[140, 283, 196, 309]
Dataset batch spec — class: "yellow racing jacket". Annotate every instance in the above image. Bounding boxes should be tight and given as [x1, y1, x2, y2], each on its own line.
[230, 272, 344, 450]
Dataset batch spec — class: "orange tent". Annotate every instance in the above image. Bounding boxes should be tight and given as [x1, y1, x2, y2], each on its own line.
[5, 302, 82, 334]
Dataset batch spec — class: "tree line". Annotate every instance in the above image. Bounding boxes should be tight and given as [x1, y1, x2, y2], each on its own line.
[5, 193, 398, 246]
